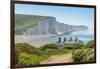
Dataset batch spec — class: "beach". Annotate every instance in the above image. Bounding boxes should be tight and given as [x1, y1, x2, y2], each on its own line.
[15, 35, 53, 47]
[15, 34, 93, 47]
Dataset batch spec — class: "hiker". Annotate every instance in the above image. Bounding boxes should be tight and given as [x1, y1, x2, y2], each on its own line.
[58, 37, 61, 43]
[75, 37, 78, 42]
[64, 37, 66, 42]
[69, 37, 72, 41]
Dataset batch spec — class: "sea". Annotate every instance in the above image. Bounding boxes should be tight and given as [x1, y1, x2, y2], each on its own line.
[32, 34, 94, 43]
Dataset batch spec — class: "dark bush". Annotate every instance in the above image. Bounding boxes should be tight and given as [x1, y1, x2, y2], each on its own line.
[86, 40, 94, 48]
[72, 49, 87, 63]
[72, 48, 95, 63]
[40, 43, 58, 51]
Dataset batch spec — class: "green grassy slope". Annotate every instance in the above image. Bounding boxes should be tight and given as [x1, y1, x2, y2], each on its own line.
[15, 14, 49, 30]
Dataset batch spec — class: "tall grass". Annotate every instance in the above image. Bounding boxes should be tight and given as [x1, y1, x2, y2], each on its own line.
[18, 53, 49, 65]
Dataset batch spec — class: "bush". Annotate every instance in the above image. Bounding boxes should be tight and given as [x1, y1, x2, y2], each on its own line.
[72, 49, 87, 63]
[73, 43, 85, 49]
[40, 43, 58, 51]
[64, 43, 85, 50]
[85, 49, 95, 62]
[87, 40, 94, 48]
[72, 48, 95, 63]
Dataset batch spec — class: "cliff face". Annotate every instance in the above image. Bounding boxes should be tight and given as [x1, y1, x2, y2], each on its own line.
[15, 14, 88, 35]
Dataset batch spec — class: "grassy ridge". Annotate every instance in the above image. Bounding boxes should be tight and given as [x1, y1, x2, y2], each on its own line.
[15, 14, 49, 30]
[15, 43, 71, 65]
[15, 43, 50, 65]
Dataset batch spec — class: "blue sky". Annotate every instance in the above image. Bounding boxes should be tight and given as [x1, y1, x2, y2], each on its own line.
[15, 4, 94, 34]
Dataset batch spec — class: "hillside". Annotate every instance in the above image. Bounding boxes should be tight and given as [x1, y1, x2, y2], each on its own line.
[15, 14, 49, 30]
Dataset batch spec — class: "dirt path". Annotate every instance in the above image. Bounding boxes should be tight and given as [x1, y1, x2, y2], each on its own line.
[41, 54, 73, 64]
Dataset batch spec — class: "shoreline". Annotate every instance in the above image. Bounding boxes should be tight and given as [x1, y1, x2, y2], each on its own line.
[15, 35, 93, 47]
[15, 35, 50, 42]
[15, 35, 53, 47]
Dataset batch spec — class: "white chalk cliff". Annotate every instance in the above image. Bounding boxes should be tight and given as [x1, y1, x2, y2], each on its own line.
[15, 14, 88, 35]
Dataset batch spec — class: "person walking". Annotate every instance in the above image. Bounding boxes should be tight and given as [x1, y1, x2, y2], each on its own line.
[58, 37, 61, 43]
[64, 37, 66, 42]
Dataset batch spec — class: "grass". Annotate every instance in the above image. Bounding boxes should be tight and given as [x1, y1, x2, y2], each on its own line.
[45, 49, 72, 56]
[40, 43, 58, 51]
[17, 49, 72, 65]
[15, 43, 72, 65]
[18, 53, 49, 65]
[15, 40, 95, 65]
[15, 14, 48, 29]
[15, 14, 49, 34]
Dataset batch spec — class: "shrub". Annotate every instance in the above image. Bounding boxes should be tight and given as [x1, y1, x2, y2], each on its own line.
[72, 48, 95, 63]
[85, 49, 95, 62]
[73, 43, 85, 49]
[40, 43, 58, 51]
[86, 40, 94, 48]
[72, 49, 87, 63]
[64, 43, 85, 50]
[15, 43, 42, 55]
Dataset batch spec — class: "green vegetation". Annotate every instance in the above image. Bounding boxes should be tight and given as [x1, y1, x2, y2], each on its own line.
[15, 43, 50, 65]
[64, 43, 85, 50]
[40, 43, 71, 55]
[72, 40, 95, 63]
[45, 49, 71, 55]
[15, 40, 95, 66]
[40, 43, 58, 51]
[86, 40, 94, 48]
[18, 53, 49, 65]
[15, 43, 42, 54]
[72, 48, 94, 63]
[15, 43, 70, 65]
[15, 14, 49, 34]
